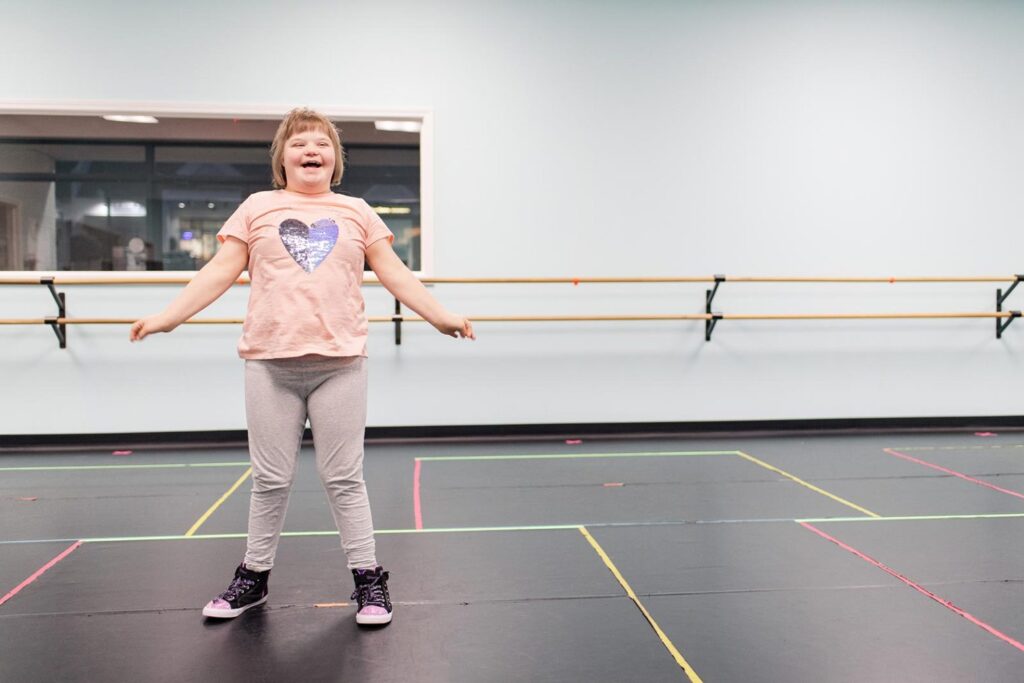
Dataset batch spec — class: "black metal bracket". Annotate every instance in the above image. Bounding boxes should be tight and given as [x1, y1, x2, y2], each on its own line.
[393, 298, 402, 345]
[41, 276, 67, 348]
[705, 274, 725, 341]
[705, 313, 722, 341]
[705, 274, 725, 311]
[997, 311, 1021, 339]
[996, 275, 1024, 339]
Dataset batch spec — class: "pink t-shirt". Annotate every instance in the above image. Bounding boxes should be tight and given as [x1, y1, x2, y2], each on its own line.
[216, 189, 394, 359]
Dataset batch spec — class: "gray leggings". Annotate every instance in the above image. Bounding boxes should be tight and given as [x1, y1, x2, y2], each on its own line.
[242, 355, 377, 572]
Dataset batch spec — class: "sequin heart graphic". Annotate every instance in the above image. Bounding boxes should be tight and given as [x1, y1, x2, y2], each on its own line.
[279, 218, 339, 273]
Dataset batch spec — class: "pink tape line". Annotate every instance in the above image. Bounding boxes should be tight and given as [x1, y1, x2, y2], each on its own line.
[800, 523, 1024, 653]
[0, 541, 82, 608]
[413, 459, 423, 531]
[883, 448, 1024, 501]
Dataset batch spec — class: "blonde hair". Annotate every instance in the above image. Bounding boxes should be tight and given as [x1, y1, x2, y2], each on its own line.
[269, 108, 344, 189]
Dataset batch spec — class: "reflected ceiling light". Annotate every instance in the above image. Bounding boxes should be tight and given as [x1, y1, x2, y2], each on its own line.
[373, 206, 412, 215]
[374, 120, 421, 133]
[86, 201, 147, 217]
[102, 115, 159, 124]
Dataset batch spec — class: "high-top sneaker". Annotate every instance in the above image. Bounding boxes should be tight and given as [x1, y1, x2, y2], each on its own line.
[351, 566, 392, 625]
[202, 564, 270, 618]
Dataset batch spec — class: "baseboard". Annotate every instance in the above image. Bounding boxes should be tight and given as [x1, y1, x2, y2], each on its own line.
[2, 415, 1023, 452]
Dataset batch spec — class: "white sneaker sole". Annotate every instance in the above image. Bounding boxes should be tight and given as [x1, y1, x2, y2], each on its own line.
[202, 595, 268, 618]
[356, 610, 393, 625]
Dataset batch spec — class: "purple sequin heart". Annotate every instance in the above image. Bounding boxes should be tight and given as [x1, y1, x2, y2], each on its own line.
[279, 218, 339, 273]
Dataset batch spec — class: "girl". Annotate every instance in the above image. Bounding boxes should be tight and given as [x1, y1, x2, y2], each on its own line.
[130, 108, 474, 625]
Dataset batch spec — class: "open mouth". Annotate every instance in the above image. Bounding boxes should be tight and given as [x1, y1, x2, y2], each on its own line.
[301, 161, 322, 168]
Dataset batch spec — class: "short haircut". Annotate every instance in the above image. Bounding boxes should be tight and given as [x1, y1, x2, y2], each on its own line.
[269, 108, 344, 189]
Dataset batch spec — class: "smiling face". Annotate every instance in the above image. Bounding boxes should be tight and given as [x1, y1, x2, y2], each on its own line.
[269, 108, 344, 190]
[282, 126, 337, 194]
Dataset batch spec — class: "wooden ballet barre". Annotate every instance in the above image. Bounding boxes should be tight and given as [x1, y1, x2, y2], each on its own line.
[1, 275, 1022, 286]
[721, 276, 1019, 283]
[2, 310, 1020, 348]
[721, 312, 1015, 320]
[381, 312, 1022, 322]
[0, 314, 712, 326]
[4, 313, 1019, 327]
[0, 318, 245, 325]
[4, 272, 1022, 346]
[0, 276, 252, 286]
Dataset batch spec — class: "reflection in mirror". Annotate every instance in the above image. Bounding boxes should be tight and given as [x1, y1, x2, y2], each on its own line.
[0, 114, 422, 272]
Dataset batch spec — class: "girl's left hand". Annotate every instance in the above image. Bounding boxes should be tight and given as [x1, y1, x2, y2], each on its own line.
[436, 314, 475, 339]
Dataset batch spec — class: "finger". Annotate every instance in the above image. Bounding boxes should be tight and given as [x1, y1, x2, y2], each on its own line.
[463, 319, 475, 340]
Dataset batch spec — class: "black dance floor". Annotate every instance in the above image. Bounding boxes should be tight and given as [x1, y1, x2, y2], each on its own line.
[2, 431, 1024, 681]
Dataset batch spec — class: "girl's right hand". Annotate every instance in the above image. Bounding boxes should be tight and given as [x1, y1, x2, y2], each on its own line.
[129, 314, 176, 342]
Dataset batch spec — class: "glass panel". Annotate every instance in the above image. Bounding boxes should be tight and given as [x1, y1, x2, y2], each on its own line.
[0, 180, 57, 270]
[154, 146, 272, 183]
[157, 184, 261, 270]
[0, 123, 424, 272]
[56, 181, 152, 270]
[343, 146, 420, 270]
[0, 143, 146, 175]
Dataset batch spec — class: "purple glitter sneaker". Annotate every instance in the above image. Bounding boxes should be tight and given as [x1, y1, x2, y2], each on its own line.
[202, 564, 270, 618]
[351, 566, 392, 625]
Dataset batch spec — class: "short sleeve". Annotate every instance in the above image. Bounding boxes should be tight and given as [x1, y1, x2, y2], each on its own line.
[217, 197, 252, 244]
[360, 199, 395, 249]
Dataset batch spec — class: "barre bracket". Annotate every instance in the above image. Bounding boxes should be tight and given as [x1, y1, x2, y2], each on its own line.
[996, 275, 1024, 339]
[705, 313, 723, 341]
[997, 311, 1021, 339]
[41, 277, 67, 349]
[704, 274, 725, 341]
[393, 298, 402, 345]
[705, 274, 725, 311]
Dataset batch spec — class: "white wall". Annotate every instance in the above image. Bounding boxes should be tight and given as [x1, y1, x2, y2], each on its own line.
[1, 0, 1022, 434]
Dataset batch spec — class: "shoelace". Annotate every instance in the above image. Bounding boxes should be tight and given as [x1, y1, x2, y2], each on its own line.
[220, 575, 257, 602]
[351, 574, 390, 608]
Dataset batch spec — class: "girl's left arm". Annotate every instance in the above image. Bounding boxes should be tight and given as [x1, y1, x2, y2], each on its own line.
[365, 239, 475, 339]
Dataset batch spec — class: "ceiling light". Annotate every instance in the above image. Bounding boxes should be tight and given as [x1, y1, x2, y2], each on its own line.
[374, 120, 421, 133]
[373, 206, 412, 215]
[102, 115, 159, 124]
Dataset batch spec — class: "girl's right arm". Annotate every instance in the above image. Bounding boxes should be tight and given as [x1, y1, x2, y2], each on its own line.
[129, 236, 249, 342]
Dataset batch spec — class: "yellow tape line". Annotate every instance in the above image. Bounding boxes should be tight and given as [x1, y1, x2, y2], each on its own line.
[185, 466, 252, 537]
[734, 451, 879, 518]
[578, 526, 704, 683]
